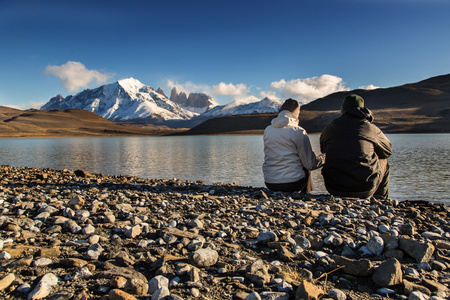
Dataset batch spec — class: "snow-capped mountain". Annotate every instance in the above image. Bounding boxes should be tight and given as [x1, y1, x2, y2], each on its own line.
[200, 97, 283, 118]
[41, 78, 283, 127]
[41, 78, 197, 122]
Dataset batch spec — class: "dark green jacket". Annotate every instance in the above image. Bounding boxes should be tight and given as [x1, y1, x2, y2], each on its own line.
[320, 107, 392, 198]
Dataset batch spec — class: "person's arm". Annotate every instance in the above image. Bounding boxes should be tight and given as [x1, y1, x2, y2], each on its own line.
[374, 127, 392, 159]
[319, 125, 329, 154]
[297, 131, 325, 171]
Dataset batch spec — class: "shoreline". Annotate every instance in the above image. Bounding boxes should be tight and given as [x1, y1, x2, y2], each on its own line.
[0, 165, 449, 299]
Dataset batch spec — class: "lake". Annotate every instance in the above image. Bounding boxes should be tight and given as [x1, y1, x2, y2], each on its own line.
[0, 134, 449, 203]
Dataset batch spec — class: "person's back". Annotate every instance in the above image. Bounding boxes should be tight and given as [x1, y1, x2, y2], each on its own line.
[320, 95, 392, 199]
[263, 98, 324, 193]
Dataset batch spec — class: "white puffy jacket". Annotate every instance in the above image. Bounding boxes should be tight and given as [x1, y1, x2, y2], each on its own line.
[263, 110, 324, 184]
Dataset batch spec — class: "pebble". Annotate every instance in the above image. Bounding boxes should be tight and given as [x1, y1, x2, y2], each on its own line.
[0, 165, 448, 300]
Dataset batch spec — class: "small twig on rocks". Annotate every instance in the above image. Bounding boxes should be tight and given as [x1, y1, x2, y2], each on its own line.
[314, 266, 344, 283]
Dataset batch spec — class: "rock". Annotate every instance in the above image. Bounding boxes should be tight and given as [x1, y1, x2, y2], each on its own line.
[0, 251, 11, 260]
[17, 283, 32, 293]
[38, 246, 61, 258]
[366, 236, 384, 256]
[384, 249, 404, 260]
[276, 281, 293, 293]
[333, 255, 373, 277]
[246, 292, 262, 300]
[257, 231, 278, 244]
[124, 277, 149, 296]
[372, 258, 402, 287]
[97, 266, 147, 284]
[149, 275, 169, 294]
[421, 278, 448, 293]
[189, 248, 219, 267]
[421, 231, 442, 240]
[408, 291, 428, 300]
[294, 235, 311, 249]
[68, 195, 84, 208]
[295, 280, 324, 300]
[84, 243, 103, 260]
[399, 224, 415, 235]
[33, 257, 53, 267]
[27, 273, 60, 300]
[328, 288, 346, 300]
[398, 237, 435, 263]
[0, 273, 15, 291]
[0, 165, 449, 300]
[109, 289, 138, 300]
[259, 291, 289, 300]
[190, 288, 200, 297]
[110, 276, 127, 289]
[125, 225, 141, 238]
[246, 260, 271, 287]
[152, 287, 170, 300]
[403, 279, 431, 296]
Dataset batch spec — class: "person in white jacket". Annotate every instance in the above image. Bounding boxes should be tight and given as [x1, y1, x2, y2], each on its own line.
[263, 98, 325, 193]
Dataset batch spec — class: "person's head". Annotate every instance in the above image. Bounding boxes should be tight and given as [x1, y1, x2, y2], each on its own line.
[341, 94, 364, 114]
[280, 98, 300, 118]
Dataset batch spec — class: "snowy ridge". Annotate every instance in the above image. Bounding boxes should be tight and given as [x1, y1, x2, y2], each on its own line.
[200, 97, 283, 118]
[41, 78, 283, 127]
[41, 78, 197, 122]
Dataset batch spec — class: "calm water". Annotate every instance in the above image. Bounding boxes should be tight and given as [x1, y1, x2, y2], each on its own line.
[0, 134, 449, 203]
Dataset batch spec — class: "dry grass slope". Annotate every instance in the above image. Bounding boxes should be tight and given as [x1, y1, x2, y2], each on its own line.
[0, 108, 186, 138]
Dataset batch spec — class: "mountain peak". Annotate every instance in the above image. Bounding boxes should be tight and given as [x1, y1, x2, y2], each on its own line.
[117, 77, 145, 91]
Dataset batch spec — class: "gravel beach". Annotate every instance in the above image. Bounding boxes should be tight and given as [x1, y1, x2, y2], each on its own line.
[0, 165, 449, 300]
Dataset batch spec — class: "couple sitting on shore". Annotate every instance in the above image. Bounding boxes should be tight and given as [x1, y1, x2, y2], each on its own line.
[263, 95, 392, 200]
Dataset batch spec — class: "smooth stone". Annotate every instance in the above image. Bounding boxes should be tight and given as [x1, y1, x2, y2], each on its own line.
[189, 248, 219, 267]
[366, 236, 384, 256]
[151, 287, 170, 300]
[0, 273, 15, 291]
[27, 273, 59, 300]
[108, 289, 138, 300]
[328, 288, 346, 300]
[149, 275, 169, 294]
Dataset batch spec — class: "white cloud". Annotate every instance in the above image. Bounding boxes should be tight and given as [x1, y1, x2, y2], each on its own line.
[165, 74, 351, 107]
[45, 61, 113, 93]
[212, 82, 260, 106]
[258, 90, 282, 102]
[359, 84, 380, 90]
[166, 80, 210, 95]
[224, 95, 260, 108]
[269, 74, 349, 103]
[4, 100, 47, 110]
[212, 82, 249, 97]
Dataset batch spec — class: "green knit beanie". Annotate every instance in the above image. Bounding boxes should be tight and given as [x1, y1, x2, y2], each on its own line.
[341, 94, 364, 113]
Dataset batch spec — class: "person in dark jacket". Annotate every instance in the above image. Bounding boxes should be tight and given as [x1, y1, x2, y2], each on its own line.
[320, 94, 392, 199]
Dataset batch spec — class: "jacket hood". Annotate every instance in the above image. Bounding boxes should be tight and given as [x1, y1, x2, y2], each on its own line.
[344, 107, 374, 123]
[271, 110, 299, 128]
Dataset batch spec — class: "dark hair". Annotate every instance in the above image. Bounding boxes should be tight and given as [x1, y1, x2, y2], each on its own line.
[279, 98, 299, 113]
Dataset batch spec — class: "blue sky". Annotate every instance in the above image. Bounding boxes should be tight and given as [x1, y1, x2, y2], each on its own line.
[1, 0, 449, 109]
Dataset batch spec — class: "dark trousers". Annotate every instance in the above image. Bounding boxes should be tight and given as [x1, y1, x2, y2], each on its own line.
[265, 169, 314, 193]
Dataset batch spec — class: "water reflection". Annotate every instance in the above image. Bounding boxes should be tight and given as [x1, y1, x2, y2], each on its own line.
[0, 134, 448, 203]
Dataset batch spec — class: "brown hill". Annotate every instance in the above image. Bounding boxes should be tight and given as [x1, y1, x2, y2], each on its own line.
[183, 73, 450, 135]
[0, 107, 185, 138]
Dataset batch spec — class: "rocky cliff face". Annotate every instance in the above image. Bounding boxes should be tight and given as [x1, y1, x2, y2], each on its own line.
[170, 87, 218, 113]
